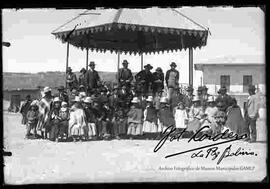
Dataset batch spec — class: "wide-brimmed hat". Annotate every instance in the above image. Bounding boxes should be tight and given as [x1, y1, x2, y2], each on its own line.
[79, 85, 85, 89]
[248, 85, 256, 91]
[146, 96, 153, 102]
[79, 92, 86, 98]
[100, 87, 108, 93]
[67, 67, 72, 71]
[207, 95, 215, 102]
[31, 100, 39, 106]
[113, 85, 119, 90]
[84, 97, 92, 104]
[177, 101, 184, 106]
[131, 97, 140, 103]
[192, 95, 200, 102]
[186, 86, 194, 92]
[144, 64, 153, 70]
[218, 86, 227, 93]
[160, 97, 168, 103]
[122, 60, 129, 64]
[170, 62, 177, 67]
[89, 61, 95, 66]
[53, 97, 60, 102]
[43, 86, 51, 93]
[61, 101, 68, 106]
[73, 96, 81, 102]
[57, 86, 65, 91]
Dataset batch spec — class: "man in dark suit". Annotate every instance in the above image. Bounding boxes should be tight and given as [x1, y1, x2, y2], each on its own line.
[118, 60, 133, 89]
[86, 61, 101, 92]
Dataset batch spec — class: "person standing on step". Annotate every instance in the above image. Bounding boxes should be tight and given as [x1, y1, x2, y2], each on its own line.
[165, 62, 179, 102]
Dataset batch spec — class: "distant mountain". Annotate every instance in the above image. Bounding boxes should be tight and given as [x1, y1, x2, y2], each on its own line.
[3, 71, 119, 90]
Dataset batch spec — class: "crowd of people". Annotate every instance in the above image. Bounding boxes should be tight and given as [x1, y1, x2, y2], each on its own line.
[19, 60, 261, 143]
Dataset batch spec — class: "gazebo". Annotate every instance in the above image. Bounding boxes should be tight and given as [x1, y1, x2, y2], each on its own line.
[52, 8, 209, 87]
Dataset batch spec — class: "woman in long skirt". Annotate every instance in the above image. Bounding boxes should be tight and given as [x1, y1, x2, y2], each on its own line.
[142, 96, 158, 139]
[127, 97, 143, 139]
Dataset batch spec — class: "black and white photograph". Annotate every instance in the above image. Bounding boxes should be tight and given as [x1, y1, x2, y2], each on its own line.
[2, 6, 267, 183]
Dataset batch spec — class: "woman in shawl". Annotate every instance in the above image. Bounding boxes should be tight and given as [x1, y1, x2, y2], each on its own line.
[127, 97, 143, 139]
[225, 98, 247, 135]
[36, 87, 53, 139]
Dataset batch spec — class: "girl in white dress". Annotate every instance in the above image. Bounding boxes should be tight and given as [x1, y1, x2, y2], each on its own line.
[174, 102, 188, 133]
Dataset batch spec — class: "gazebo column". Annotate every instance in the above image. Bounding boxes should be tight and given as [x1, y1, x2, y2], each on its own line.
[141, 53, 143, 70]
[65, 42, 70, 89]
[86, 48, 89, 70]
[189, 48, 193, 87]
[117, 51, 120, 84]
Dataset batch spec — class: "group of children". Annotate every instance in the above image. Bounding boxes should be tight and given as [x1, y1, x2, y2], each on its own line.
[24, 86, 228, 142]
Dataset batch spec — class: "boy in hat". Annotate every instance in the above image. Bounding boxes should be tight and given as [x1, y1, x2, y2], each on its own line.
[157, 97, 175, 136]
[66, 67, 78, 91]
[78, 68, 87, 87]
[174, 101, 188, 135]
[25, 102, 39, 139]
[142, 96, 158, 140]
[86, 61, 101, 91]
[57, 101, 70, 141]
[244, 85, 260, 142]
[183, 85, 194, 111]
[135, 64, 154, 96]
[48, 97, 62, 141]
[127, 97, 143, 139]
[118, 60, 133, 89]
[112, 108, 127, 139]
[152, 67, 164, 96]
[83, 97, 97, 140]
[165, 62, 179, 101]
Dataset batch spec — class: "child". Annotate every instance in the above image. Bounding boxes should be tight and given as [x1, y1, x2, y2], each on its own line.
[157, 97, 175, 135]
[127, 97, 143, 139]
[112, 108, 127, 139]
[142, 96, 158, 140]
[57, 101, 70, 141]
[186, 95, 205, 134]
[99, 98, 113, 140]
[83, 97, 97, 140]
[173, 102, 188, 135]
[200, 96, 218, 136]
[49, 97, 62, 141]
[26, 103, 39, 139]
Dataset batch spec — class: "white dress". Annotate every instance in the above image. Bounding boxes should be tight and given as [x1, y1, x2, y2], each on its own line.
[174, 108, 188, 129]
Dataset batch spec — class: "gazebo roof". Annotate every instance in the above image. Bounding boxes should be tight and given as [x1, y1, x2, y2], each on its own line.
[52, 8, 209, 54]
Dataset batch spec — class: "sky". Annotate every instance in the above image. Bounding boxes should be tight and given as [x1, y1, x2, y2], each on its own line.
[2, 7, 265, 86]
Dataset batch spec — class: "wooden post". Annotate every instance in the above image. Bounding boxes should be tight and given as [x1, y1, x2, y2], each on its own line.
[141, 53, 143, 70]
[65, 42, 70, 89]
[86, 48, 89, 70]
[117, 52, 120, 84]
[189, 48, 193, 87]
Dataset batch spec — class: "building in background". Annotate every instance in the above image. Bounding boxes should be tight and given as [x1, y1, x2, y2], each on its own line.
[194, 55, 265, 108]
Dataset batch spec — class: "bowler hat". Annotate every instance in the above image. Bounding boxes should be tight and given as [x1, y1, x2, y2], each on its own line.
[146, 96, 153, 102]
[44, 86, 51, 93]
[89, 61, 95, 66]
[156, 67, 162, 72]
[170, 62, 177, 67]
[144, 64, 153, 69]
[80, 68, 86, 73]
[122, 60, 129, 64]
[197, 86, 204, 91]
[202, 85, 208, 91]
[131, 97, 140, 103]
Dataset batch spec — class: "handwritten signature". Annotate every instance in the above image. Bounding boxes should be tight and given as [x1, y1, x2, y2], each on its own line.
[153, 125, 256, 164]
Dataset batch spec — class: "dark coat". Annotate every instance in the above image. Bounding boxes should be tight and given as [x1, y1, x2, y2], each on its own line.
[85, 69, 100, 89]
[66, 72, 78, 89]
[118, 68, 133, 86]
[215, 94, 233, 111]
[165, 69, 179, 87]
[152, 71, 164, 93]
[135, 70, 153, 87]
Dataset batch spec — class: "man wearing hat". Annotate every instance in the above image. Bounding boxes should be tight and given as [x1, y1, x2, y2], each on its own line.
[85, 61, 101, 91]
[183, 85, 195, 111]
[57, 86, 69, 103]
[135, 64, 154, 96]
[244, 85, 260, 142]
[215, 86, 233, 112]
[152, 67, 164, 96]
[66, 67, 78, 91]
[118, 60, 133, 89]
[165, 62, 180, 101]
[78, 67, 87, 88]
